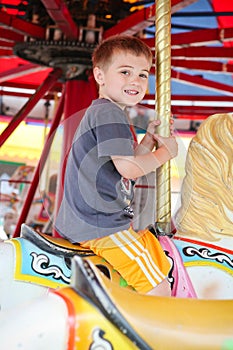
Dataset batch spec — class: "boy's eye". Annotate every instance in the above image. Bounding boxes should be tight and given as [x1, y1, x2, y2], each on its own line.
[120, 70, 148, 78]
[121, 70, 129, 75]
[140, 73, 148, 79]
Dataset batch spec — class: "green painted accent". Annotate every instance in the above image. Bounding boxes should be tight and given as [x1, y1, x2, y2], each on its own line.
[119, 276, 129, 287]
[99, 258, 136, 290]
[222, 339, 233, 350]
[0, 160, 25, 165]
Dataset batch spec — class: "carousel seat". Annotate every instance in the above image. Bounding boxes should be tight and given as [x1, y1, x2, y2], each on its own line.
[20, 224, 94, 258]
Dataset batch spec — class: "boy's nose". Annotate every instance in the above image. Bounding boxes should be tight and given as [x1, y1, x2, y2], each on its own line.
[130, 75, 140, 84]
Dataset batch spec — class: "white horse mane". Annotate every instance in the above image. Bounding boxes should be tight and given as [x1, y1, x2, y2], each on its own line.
[175, 113, 233, 240]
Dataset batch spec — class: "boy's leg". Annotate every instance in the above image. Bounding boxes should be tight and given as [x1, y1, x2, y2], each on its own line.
[146, 279, 171, 296]
[80, 227, 171, 296]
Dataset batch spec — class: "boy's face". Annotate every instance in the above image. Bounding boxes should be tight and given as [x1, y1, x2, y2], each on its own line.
[93, 51, 151, 109]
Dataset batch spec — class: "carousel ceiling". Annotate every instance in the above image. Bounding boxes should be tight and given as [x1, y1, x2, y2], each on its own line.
[0, 0, 232, 120]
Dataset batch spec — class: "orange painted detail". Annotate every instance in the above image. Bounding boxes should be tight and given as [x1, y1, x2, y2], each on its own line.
[53, 287, 138, 350]
[53, 289, 76, 350]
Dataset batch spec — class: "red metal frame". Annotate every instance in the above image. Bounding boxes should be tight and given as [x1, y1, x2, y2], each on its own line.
[41, 0, 79, 39]
[171, 105, 232, 116]
[13, 87, 65, 237]
[104, 0, 197, 37]
[144, 27, 233, 48]
[0, 1, 232, 114]
[0, 10, 45, 38]
[144, 94, 233, 102]
[0, 68, 62, 147]
[53, 77, 98, 237]
[171, 46, 233, 59]
[0, 63, 47, 84]
[0, 80, 62, 93]
[0, 39, 14, 48]
[171, 69, 233, 95]
[0, 48, 13, 56]
[171, 59, 233, 74]
[0, 27, 24, 41]
[172, 27, 233, 46]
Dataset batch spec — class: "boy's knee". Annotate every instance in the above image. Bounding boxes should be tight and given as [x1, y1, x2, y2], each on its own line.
[146, 279, 171, 297]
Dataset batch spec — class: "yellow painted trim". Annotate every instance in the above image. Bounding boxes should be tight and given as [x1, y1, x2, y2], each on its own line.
[8, 239, 66, 289]
[184, 260, 233, 276]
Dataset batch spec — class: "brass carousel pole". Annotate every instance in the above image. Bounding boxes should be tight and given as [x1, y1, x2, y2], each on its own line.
[155, 0, 172, 234]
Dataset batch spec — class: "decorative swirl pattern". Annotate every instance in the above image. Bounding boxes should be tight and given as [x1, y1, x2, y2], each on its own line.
[175, 113, 233, 240]
[30, 252, 71, 284]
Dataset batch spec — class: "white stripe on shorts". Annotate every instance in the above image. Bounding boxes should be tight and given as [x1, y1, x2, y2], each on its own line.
[110, 230, 166, 287]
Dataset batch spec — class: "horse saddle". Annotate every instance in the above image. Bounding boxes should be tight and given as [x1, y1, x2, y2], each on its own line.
[20, 223, 95, 258]
[20, 224, 197, 297]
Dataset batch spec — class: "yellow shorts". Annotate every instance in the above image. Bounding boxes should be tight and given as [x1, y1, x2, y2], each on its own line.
[80, 227, 170, 294]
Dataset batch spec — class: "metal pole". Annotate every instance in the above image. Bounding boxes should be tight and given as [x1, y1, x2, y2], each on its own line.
[155, 0, 172, 234]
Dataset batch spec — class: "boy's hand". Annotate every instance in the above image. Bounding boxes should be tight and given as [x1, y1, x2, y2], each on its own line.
[137, 118, 176, 157]
[146, 118, 175, 140]
[153, 134, 178, 159]
[146, 120, 161, 137]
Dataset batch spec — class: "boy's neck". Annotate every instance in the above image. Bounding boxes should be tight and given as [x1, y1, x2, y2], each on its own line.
[98, 94, 126, 110]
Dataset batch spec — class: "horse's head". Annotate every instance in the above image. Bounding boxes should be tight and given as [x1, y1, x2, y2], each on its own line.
[175, 113, 233, 240]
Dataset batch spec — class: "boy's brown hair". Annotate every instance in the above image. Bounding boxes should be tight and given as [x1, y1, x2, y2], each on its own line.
[92, 35, 153, 69]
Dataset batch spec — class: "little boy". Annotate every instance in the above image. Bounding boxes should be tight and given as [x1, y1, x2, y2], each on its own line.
[55, 35, 178, 296]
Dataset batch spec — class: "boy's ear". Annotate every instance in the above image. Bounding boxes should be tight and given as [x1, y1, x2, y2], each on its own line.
[93, 66, 105, 85]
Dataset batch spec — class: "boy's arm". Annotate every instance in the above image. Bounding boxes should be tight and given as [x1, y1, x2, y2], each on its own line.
[134, 120, 160, 155]
[112, 134, 178, 179]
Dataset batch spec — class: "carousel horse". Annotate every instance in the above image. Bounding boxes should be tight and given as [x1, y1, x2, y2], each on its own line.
[0, 165, 35, 237]
[1, 165, 35, 237]
[174, 112, 233, 299]
[0, 113, 232, 348]
[2, 165, 58, 237]
[0, 256, 232, 350]
[9, 165, 35, 204]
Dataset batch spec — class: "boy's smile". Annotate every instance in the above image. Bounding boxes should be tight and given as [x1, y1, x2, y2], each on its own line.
[93, 51, 151, 109]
